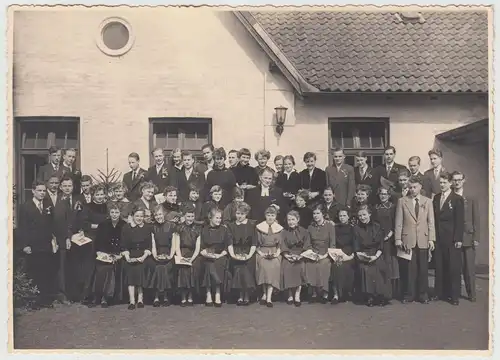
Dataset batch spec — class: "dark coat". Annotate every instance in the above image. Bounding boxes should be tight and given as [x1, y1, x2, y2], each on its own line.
[145, 164, 171, 194]
[232, 163, 259, 187]
[17, 199, 54, 252]
[432, 191, 465, 246]
[459, 193, 480, 247]
[122, 168, 147, 202]
[203, 166, 237, 207]
[61, 164, 82, 195]
[37, 163, 66, 183]
[372, 163, 409, 192]
[275, 170, 301, 196]
[245, 185, 288, 225]
[423, 167, 447, 198]
[176, 167, 206, 202]
[53, 194, 89, 246]
[299, 167, 327, 194]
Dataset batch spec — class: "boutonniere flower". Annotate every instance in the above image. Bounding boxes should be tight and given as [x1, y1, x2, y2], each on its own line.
[420, 203, 425, 209]
[341, 169, 348, 178]
[161, 168, 169, 179]
[138, 172, 145, 180]
[74, 201, 83, 211]
[366, 172, 372, 179]
[74, 169, 81, 176]
[448, 202, 453, 210]
[44, 206, 52, 215]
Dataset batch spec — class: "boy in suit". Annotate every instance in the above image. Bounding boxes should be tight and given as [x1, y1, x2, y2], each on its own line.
[373, 146, 409, 193]
[79, 175, 93, 205]
[145, 147, 171, 194]
[61, 148, 82, 195]
[17, 180, 58, 307]
[452, 171, 480, 302]
[432, 172, 465, 305]
[177, 151, 205, 202]
[423, 149, 446, 198]
[123, 152, 146, 202]
[196, 143, 215, 178]
[325, 147, 355, 207]
[37, 146, 64, 183]
[299, 152, 327, 206]
[394, 176, 435, 304]
[44, 174, 61, 208]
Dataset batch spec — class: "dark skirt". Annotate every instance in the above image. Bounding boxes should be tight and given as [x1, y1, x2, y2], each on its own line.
[358, 257, 390, 297]
[67, 241, 95, 301]
[92, 259, 125, 301]
[124, 256, 155, 287]
[177, 248, 202, 291]
[229, 256, 256, 290]
[383, 240, 400, 280]
[201, 256, 229, 288]
[330, 259, 356, 298]
[305, 257, 331, 292]
[281, 258, 306, 289]
[148, 259, 175, 292]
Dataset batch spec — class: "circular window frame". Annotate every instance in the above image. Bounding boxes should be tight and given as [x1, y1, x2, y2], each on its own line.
[96, 17, 135, 57]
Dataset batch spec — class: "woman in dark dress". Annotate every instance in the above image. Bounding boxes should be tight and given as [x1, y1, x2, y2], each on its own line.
[133, 181, 159, 224]
[231, 148, 259, 193]
[373, 187, 399, 300]
[330, 208, 356, 304]
[149, 205, 177, 307]
[305, 204, 336, 303]
[92, 203, 126, 307]
[321, 186, 342, 223]
[203, 147, 237, 208]
[226, 202, 257, 306]
[199, 208, 230, 307]
[353, 205, 390, 307]
[121, 206, 155, 310]
[175, 204, 202, 306]
[162, 186, 181, 221]
[281, 210, 309, 307]
[299, 152, 327, 206]
[275, 155, 301, 206]
[246, 168, 288, 225]
[290, 190, 313, 229]
[201, 185, 224, 223]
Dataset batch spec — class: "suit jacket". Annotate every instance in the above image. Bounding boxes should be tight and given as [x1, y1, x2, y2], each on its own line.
[432, 191, 465, 245]
[423, 167, 446, 198]
[325, 163, 356, 206]
[53, 194, 89, 245]
[373, 163, 409, 191]
[17, 199, 54, 252]
[177, 167, 206, 202]
[460, 194, 480, 247]
[61, 164, 82, 195]
[123, 168, 147, 201]
[44, 190, 62, 208]
[37, 163, 66, 183]
[395, 195, 436, 249]
[299, 167, 327, 194]
[245, 185, 288, 225]
[145, 164, 171, 194]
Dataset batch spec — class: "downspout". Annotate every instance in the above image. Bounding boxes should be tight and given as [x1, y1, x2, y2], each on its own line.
[263, 71, 267, 150]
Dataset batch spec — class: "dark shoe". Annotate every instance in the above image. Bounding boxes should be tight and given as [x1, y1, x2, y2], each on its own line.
[419, 298, 430, 304]
[331, 297, 339, 305]
[378, 299, 390, 307]
[401, 298, 414, 304]
[205, 302, 214, 307]
[214, 302, 222, 308]
[81, 298, 91, 306]
[259, 299, 267, 306]
[266, 302, 273, 308]
[180, 301, 187, 307]
[162, 298, 171, 307]
[321, 296, 328, 304]
[469, 296, 477, 303]
[128, 303, 136, 310]
[450, 299, 459, 306]
[153, 300, 161, 308]
[237, 299, 244, 306]
[294, 301, 301, 307]
[137, 302, 144, 308]
[100, 301, 108, 308]
[286, 299, 294, 305]
[430, 296, 439, 302]
[366, 298, 375, 307]
[187, 300, 194, 307]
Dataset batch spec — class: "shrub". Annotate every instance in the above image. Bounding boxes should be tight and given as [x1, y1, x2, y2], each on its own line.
[13, 257, 39, 310]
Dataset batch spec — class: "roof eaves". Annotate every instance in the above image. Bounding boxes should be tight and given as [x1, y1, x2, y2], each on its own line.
[234, 11, 319, 96]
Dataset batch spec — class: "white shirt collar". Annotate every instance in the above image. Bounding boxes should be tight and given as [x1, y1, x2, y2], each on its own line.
[156, 163, 164, 170]
[261, 186, 270, 196]
[434, 165, 442, 173]
[185, 167, 193, 175]
[236, 219, 248, 225]
[52, 163, 59, 170]
[455, 189, 464, 196]
[442, 189, 451, 199]
[386, 162, 393, 170]
[32, 198, 42, 207]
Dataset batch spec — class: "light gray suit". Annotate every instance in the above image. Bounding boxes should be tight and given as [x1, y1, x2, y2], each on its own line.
[395, 195, 436, 301]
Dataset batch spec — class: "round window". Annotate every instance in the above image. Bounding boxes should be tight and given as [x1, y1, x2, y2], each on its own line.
[96, 17, 134, 56]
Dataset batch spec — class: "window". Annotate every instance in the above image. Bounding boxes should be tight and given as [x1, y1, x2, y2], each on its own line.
[96, 17, 134, 57]
[14, 117, 80, 205]
[329, 118, 389, 168]
[149, 118, 212, 164]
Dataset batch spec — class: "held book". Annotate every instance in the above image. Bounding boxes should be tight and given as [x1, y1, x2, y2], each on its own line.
[397, 248, 412, 260]
[328, 248, 351, 262]
[71, 232, 92, 246]
[174, 255, 192, 266]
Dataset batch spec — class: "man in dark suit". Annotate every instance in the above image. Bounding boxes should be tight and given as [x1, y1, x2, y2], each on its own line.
[299, 152, 326, 206]
[195, 144, 215, 179]
[77, 175, 93, 206]
[372, 146, 409, 193]
[177, 151, 206, 202]
[17, 180, 58, 307]
[122, 152, 146, 201]
[423, 149, 446, 199]
[168, 148, 184, 189]
[325, 148, 355, 207]
[145, 147, 172, 194]
[60, 148, 82, 195]
[44, 174, 61, 207]
[37, 146, 65, 183]
[432, 172, 465, 305]
[452, 171, 480, 302]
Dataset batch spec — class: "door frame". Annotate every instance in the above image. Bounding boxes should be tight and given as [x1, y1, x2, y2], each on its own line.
[14, 116, 81, 205]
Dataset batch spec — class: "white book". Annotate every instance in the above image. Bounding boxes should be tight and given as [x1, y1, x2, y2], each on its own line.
[397, 248, 412, 260]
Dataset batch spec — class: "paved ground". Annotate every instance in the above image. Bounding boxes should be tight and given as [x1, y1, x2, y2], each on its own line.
[13, 275, 490, 350]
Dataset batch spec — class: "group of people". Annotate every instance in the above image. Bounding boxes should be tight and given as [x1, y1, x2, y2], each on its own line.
[16, 143, 479, 310]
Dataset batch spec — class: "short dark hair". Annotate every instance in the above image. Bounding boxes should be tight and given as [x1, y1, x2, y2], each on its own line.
[440, 171, 453, 182]
[408, 176, 422, 185]
[238, 148, 251, 158]
[451, 170, 466, 180]
[323, 185, 335, 194]
[182, 150, 194, 159]
[283, 155, 295, 165]
[163, 186, 178, 196]
[201, 144, 215, 152]
[60, 175, 74, 184]
[356, 184, 372, 194]
[32, 180, 46, 189]
[274, 155, 284, 163]
[81, 175, 92, 183]
[398, 169, 411, 178]
[188, 183, 200, 193]
[357, 204, 372, 215]
[128, 152, 140, 161]
[233, 187, 244, 199]
[181, 202, 196, 214]
[48, 146, 60, 155]
[384, 146, 396, 154]
[255, 149, 271, 161]
[213, 147, 226, 159]
[303, 152, 316, 162]
[332, 147, 345, 155]
[428, 148, 443, 158]
[228, 149, 239, 156]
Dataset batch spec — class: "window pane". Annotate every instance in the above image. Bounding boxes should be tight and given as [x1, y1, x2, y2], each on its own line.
[22, 123, 49, 149]
[370, 123, 386, 148]
[54, 122, 78, 149]
[371, 156, 384, 168]
[184, 123, 209, 150]
[330, 120, 387, 150]
[358, 126, 371, 148]
[153, 123, 180, 150]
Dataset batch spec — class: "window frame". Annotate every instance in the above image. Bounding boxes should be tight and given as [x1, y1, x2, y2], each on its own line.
[328, 117, 390, 168]
[149, 117, 213, 166]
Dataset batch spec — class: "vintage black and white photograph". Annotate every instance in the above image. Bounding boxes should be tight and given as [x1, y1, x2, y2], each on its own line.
[8, 4, 492, 352]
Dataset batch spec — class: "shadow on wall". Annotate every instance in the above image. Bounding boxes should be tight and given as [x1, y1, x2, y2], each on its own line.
[434, 137, 490, 268]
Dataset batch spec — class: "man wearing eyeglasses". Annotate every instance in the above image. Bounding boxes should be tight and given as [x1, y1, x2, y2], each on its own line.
[451, 171, 479, 302]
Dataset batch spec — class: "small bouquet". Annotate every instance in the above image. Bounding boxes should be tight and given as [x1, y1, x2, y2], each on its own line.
[161, 168, 169, 179]
[287, 254, 302, 262]
[43, 205, 52, 215]
[74, 201, 83, 211]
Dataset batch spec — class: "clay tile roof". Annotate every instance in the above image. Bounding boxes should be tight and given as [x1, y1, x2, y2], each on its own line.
[248, 10, 489, 93]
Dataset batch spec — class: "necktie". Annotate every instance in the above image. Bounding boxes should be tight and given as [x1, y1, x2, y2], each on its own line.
[414, 198, 419, 218]
[434, 168, 439, 179]
[440, 193, 446, 209]
[132, 171, 136, 181]
[38, 200, 43, 213]
[268, 225, 273, 235]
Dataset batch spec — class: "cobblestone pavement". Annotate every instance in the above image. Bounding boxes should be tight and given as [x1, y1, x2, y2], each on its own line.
[14, 276, 489, 350]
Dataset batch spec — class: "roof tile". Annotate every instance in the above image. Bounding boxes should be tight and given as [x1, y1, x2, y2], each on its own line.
[250, 10, 488, 92]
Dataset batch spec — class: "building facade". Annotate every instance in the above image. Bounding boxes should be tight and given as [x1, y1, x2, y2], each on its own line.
[11, 8, 490, 264]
